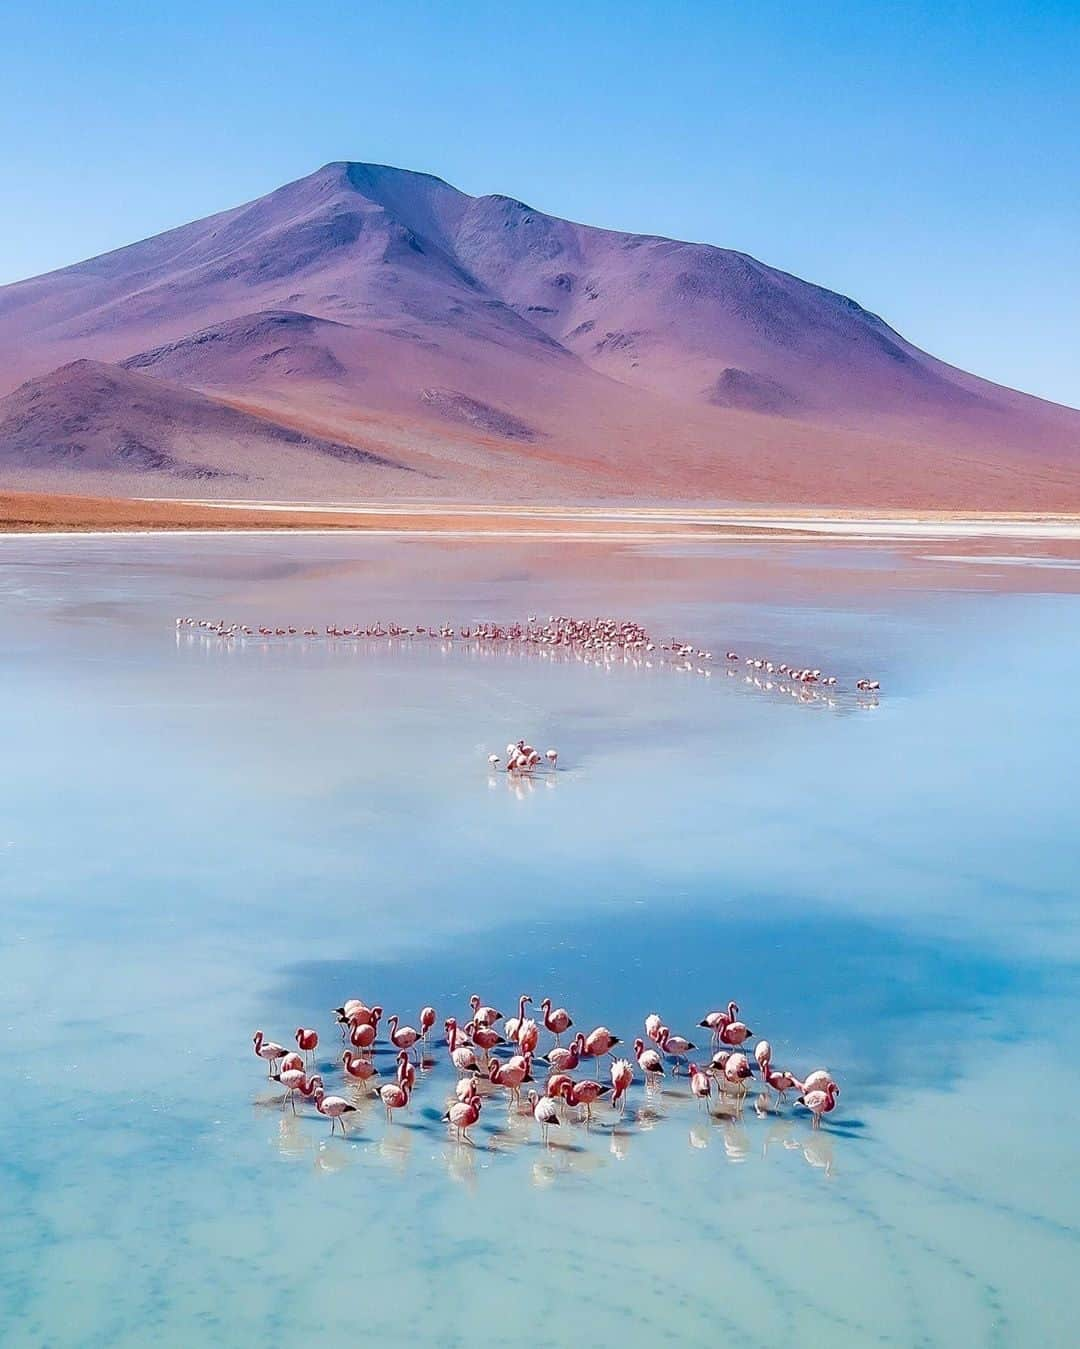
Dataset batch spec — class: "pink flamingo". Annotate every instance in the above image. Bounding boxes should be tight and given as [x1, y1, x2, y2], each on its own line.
[540, 997, 574, 1044]
[698, 1001, 738, 1045]
[528, 1089, 561, 1143]
[273, 1067, 315, 1112]
[657, 1026, 695, 1075]
[279, 1052, 304, 1076]
[719, 1018, 753, 1050]
[466, 1020, 505, 1059]
[443, 1086, 483, 1144]
[444, 1018, 481, 1075]
[644, 1013, 663, 1046]
[610, 1057, 634, 1113]
[468, 994, 503, 1027]
[504, 994, 532, 1045]
[348, 1003, 382, 1030]
[754, 1040, 772, 1079]
[546, 1072, 575, 1106]
[516, 1017, 540, 1056]
[489, 1055, 530, 1105]
[582, 1026, 621, 1077]
[420, 1006, 437, 1045]
[633, 1037, 665, 1082]
[396, 1049, 416, 1094]
[295, 1027, 319, 1067]
[721, 1052, 754, 1106]
[546, 1031, 586, 1074]
[313, 1087, 358, 1136]
[341, 1052, 379, 1088]
[378, 1079, 410, 1123]
[798, 1081, 840, 1129]
[800, 1069, 834, 1096]
[764, 1067, 800, 1107]
[252, 1031, 288, 1077]
[569, 1079, 611, 1122]
[387, 1015, 421, 1060]
[689, 1063, 713, 1109]
[349, 1020, 376, 1056]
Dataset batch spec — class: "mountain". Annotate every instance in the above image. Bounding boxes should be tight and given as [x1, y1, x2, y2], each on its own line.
[0, 359, 411, 494]
[0, 160, 1077, 508]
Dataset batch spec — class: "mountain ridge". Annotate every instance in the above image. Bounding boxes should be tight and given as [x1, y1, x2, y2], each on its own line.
[0, 160, 1077, 508]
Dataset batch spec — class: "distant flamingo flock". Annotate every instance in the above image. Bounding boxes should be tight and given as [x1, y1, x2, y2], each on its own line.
[176, 613, 880, 705]
[252, 993, 842, 1151]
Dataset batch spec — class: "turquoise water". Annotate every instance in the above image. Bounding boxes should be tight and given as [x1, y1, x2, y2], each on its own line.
[2, 535, 1077, 1347]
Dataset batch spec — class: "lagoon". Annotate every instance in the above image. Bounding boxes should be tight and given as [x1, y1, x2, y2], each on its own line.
[1, 534, 1077, 1347]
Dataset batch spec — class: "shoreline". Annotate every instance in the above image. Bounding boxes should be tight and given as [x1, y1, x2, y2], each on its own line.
[4, 490, 1080, 543]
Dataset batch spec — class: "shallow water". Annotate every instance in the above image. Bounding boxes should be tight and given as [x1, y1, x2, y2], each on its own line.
[1, 535, 1077, 1347]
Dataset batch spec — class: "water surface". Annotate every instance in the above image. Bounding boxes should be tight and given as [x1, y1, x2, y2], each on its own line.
[1, 535, 1077, 1347]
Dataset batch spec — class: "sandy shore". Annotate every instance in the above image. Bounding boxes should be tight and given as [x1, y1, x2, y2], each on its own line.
[4, 489, 1080, 544]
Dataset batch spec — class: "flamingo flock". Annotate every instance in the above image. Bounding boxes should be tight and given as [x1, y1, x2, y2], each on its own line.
[252, 993, 843, 1157]
[176, 613, 880, 704]
[490, 739, 558, 774]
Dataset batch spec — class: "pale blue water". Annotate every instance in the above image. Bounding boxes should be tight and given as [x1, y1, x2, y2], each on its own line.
[1, 535, 1077, 1347]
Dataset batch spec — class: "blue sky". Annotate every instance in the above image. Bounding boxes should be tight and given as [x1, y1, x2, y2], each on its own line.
[2, 1, 1077, 406]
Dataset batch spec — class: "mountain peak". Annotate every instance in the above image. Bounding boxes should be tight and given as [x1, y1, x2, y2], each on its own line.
[0, 161, 1077, 509]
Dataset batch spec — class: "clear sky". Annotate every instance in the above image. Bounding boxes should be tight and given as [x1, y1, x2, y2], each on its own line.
[2, 1, 1077, 407]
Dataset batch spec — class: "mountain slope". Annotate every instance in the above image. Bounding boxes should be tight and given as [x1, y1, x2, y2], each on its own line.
[0, 160, 1077, 508]
[0, 359, 414, 493]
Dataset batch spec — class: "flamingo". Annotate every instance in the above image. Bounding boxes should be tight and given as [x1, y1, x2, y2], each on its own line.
[797, 1081, 840, 1129]
[333, 998, 366, 1026]
[516, 1018, 540, 1056]
[387, 1015, 421, 1060]
[349, 1020, 376, 1056]
[347, 1003, 382, 1030]
[800, 1069, 835, 1096]
[466, 1020, 505, 1059]
[528, 1089, 561, 1143]
[657, 1026, 695, 1076]
[488, 754, 500, 771]
[764, 1067, 800, 1107]
[610, 1057, 634, 1113]
[279, 1052, 304, 1076]
[489, 1055, 531, 1105]
[722, 1052, 754, 1104]
[313, 1087, 358, 1136]
[754, 1040, 772, 1080]
[719, 1019, 753, 1051]
[709, 1050, 731, 1083]
[420, 1006, 437, 1045]
[545, 749, 558, 771]
[504, 994, 532, 1045]
[444, 1018, 481, 1075]
[540, 998, 574, 1044]
[395, 1049, 416, 1094]
[272, 1068, 314, 1113]
[569, 1080, 610, 1122]
[295, 1027, 319, 1067]
[253, 1032, 288, 1077]
[443, 1086, 482, 1144]
[689, 1063, 713, 1109]
[379, 1080, 410, 1123]
[698, 1002, 738, 1045]
[644, 1013, 663, 1046]
[546, 1072, 575, 1106]
[582, 1026, 621, 1076]
[468, 994, 503, 1028]
[546, 1031, 585, 1074]
[633, 1037, 665, 1082]
[341, 1052, 379, 1088]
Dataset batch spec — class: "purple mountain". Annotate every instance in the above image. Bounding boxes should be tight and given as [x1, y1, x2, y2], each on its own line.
[0, 161, 1076, 507]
